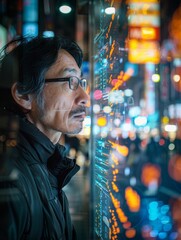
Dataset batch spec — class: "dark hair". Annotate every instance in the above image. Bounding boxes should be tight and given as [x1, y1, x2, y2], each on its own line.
[0, 35, 83, 114]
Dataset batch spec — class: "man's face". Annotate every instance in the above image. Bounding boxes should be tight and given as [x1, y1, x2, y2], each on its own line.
[28, 49, 89, 142]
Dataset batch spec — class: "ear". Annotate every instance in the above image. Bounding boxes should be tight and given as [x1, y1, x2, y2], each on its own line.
[11, 83, 32, 110]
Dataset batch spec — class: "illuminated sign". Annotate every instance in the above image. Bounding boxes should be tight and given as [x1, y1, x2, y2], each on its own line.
[128, 40, 160, 64]
[127, 0, 160, 64]
[129, 26, 160, 41]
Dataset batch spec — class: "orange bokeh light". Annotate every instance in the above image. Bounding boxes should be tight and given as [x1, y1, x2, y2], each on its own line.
[168, 154, 181, 182]
[141, 163, 161, 187]
[109, 141, 129, 157]
[125, 228, 136, 238]
[125, 187, 141, 212]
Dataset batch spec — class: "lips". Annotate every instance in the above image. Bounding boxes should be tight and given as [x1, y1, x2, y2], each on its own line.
[72, 112, 86, 119]
[70, 106, 86, 119]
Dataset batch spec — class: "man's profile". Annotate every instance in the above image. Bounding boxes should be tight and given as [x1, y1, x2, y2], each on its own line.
[0, 35, 89, 239]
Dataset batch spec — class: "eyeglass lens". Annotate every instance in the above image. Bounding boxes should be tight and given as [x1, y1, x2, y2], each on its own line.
[80, 79, 87, 90]
[70, 77, 78, 90]
[70, 77, 87, 91]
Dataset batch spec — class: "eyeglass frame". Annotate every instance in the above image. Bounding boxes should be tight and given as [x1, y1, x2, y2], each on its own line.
[45, 76, 87, 91]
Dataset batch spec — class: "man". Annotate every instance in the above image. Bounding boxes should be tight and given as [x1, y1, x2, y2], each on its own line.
[0, 36, 89, 239]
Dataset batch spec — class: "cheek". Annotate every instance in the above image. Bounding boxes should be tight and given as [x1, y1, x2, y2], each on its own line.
[43, 85, 75, 112]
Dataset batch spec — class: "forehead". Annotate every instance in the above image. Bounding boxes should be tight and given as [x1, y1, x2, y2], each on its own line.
[46, 49, 81, 78]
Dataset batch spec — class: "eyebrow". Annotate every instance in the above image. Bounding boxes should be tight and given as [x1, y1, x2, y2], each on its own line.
[56, 68, 83, 79]
[61, 68, 83, 78]
[63, 68, 79, 74]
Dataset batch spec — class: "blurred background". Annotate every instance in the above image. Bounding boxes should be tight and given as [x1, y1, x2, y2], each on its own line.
[0, 0, 181, 239]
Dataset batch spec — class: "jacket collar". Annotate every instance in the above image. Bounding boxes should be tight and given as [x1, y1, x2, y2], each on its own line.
[18, 118, 80, 187]
[18, 118, 78, 169]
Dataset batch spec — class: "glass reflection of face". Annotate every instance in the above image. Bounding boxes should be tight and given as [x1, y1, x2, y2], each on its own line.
[29, 49, 89, 142]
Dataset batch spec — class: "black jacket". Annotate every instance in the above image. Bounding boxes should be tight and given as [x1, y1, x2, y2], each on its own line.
[0, 118, 80, 240]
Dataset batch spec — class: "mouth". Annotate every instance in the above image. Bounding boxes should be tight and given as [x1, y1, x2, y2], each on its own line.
[72, 112, 86, 120]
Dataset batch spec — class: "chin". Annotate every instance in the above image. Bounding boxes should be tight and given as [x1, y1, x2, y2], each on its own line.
[63, 121, 83, 135]
[66, 126, 83, 135]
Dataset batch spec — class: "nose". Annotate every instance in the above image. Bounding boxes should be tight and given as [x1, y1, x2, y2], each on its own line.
[77, 85, 90, 107]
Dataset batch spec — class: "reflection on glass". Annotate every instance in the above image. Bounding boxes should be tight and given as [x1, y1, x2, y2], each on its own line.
[90, 0, 181, 239]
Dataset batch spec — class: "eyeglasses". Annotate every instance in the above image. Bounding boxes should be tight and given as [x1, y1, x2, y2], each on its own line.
[45, 76, 87, 91]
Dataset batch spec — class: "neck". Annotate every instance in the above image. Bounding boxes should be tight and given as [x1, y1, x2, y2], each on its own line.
[26, 116, 62, 144]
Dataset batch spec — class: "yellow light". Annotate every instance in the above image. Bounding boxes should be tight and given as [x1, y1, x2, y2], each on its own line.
[162, 116, 169, 124]
[152, 73, 160, 82]
[128, 40, 160, 64]
[97, 117, 107, 127]
[173, 74, 180, 82]
[142, 3, 150, 14]
[141, 27, 156, 39]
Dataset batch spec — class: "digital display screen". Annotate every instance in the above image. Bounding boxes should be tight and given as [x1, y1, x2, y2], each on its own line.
[90, 0, 181, 239]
